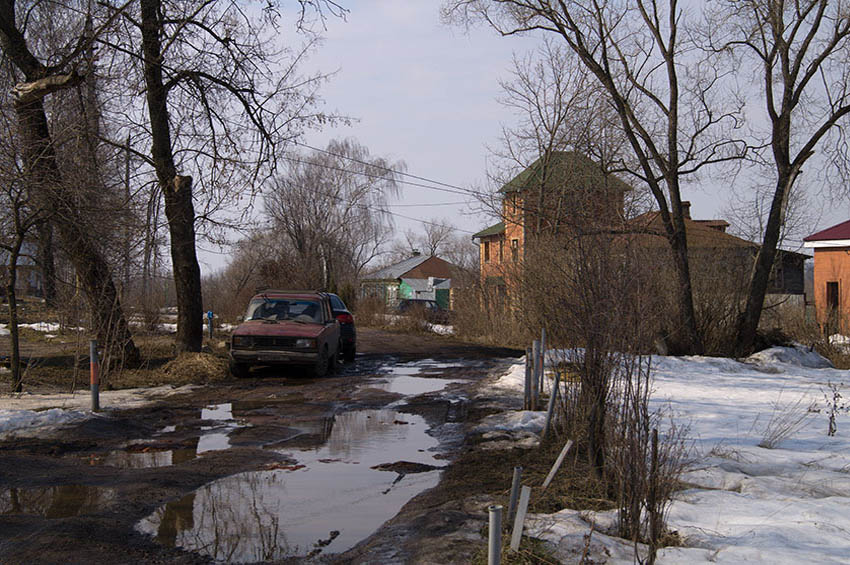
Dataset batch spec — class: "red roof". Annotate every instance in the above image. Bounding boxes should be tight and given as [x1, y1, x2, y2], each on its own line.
[804, 219, 850, 242]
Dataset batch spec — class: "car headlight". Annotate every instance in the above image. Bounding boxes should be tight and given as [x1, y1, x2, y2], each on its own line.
[232, 335, 251, 348]
[295, 338, 316, 349]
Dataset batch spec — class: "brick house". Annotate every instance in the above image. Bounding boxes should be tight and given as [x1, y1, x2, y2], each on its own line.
[804, 220, 850, 332]
[360, 253, 456, 308]
[472, 151, 629, 302]
[632, 205, 807, 298]
[473, 151, 807, 310]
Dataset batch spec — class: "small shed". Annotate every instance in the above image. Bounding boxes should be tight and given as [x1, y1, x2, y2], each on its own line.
[360, 254, 456, 308]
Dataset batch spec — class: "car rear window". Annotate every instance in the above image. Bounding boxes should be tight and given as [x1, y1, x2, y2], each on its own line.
[330, 295, 346, 310]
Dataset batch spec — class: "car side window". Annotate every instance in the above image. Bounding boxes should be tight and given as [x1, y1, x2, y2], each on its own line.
[330, 295, 345, 310]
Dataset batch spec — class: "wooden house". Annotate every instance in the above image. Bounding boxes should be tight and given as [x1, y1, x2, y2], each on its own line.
[804, 220, 850, 333]
[360, 253, 457, 308]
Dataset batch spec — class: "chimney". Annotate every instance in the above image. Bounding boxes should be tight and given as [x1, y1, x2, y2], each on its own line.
[412, 249, 421, 257]
[681, 201, 691, 220]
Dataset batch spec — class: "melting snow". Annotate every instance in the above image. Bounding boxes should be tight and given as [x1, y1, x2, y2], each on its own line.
[492, 344, 850, 564]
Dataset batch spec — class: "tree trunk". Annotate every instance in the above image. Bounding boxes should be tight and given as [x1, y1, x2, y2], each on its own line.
[668, 209, 704, 354]
[36, 220, 57, 306]
[735, 170, 794, 356]
[15, 98, 139, 366]
[6, 243, 22, 393]
[140, 0, 203, 353]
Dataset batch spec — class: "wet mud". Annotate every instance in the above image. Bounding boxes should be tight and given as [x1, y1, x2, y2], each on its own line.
[0, 329, 522, 564]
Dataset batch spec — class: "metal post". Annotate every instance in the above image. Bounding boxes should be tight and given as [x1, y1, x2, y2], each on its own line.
[543, 368, 562, 439]
[510, 486, 531, 551]
[531, 340, 540, 410]
[539, 327, 546, 399]
[508, 466, 523, 521]
[523, 348, 532, 410]
[488, 504, 502, 565]
[89, 339, 100, 412]
[207, 310, 214, 339]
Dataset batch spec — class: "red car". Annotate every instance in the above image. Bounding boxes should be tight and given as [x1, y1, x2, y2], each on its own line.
[229, 291, 341, 378]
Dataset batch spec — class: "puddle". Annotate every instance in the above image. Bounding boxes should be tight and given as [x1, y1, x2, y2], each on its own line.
[0, 485, 116, 517]
[368, 375, 463, 395]
[362, 360, 467, 397]
[137, 409, 443, 562]
[80, 448, 198, 469]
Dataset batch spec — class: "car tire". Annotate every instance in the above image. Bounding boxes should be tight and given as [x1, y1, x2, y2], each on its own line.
[343, 344, 356, 363]
[229, 360, 250, 378]
[314, 345, 330, 378]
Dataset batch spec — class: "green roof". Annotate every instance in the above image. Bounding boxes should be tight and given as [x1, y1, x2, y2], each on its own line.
[499, 151, 632, 195]
[472, 221, 505, 239]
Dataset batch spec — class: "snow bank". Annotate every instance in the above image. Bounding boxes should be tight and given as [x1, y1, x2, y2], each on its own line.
[489, 345, 850, 563]
[474, 410, 546, 434]
[0, 323, 8, 336]
[0, 385, 195, 440]
[0, 408, 88, 439]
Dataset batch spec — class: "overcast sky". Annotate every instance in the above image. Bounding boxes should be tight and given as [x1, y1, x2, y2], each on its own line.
[198, 1, 846, 273]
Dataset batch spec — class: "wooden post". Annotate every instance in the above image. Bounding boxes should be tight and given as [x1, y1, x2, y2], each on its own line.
[648, 428, 659, 565]
[542, 439, 574, 491]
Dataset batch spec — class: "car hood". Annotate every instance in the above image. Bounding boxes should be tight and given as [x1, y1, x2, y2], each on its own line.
[233, 320, 326, 338]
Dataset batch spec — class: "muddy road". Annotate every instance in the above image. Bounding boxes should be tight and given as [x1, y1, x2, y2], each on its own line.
[0, 329, 521, 564]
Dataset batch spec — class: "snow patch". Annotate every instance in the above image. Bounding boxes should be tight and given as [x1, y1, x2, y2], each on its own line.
[0, 408, 88, 439]
[487, 345, 850, 562]
[475, 410, 546, 434]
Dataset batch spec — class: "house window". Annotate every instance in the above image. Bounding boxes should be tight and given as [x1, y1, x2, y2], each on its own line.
[499, 238, 504, 262]
[827, 281, 839, 311]
[511, 239, 519, 262]
[484, 241, 490, 263]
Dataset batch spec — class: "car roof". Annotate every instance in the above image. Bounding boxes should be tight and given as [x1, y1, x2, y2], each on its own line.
[250, 290, 328, 300]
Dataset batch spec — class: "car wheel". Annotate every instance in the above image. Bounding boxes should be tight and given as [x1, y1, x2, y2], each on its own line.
[313, 345, 329, 377]
[229, 359, 250, 378]
[343, 344, 356, 363]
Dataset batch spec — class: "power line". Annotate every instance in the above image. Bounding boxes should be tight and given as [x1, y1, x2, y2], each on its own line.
[280, 154, 476, 198]
[292, 140, 487, 198]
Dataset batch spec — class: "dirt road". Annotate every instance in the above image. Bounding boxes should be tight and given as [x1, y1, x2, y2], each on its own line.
[0, 329, 521, 564]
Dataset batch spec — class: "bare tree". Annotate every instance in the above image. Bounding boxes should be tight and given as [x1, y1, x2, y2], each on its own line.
[94, 0, 344, 352]
[0, 116, 46, 392]
[710, 0, 850, 353]
[445, 0, 748, 353]
[265, 138, 402, 289]
[0, 0, 140, 365]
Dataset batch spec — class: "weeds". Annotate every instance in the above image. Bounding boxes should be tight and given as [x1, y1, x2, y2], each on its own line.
[823, 381, 848, 437]
[758, 391, 816, 448]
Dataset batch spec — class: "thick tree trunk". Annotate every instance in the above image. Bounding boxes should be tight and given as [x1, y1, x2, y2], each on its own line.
[36, 220, 57, 306]
[6, 244, 22, 393]
[735, 171, 793, 356]
[140, 0, 203, 353]
[668, 211, 704, 355]
[15, 98, 139, 366]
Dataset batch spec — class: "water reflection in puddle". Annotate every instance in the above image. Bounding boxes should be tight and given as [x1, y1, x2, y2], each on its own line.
[0, 485, 116, 517]
[137, 409, 443, 562]
[362, 359, 467, 396]
[82, 448, 197, 469]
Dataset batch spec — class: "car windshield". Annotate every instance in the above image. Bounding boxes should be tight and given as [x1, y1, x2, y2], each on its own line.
[245, 298, 321, 323]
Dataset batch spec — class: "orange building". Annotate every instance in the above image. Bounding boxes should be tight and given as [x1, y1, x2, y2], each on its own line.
[472, 152, 629, 304]
[804, 220, 850, 333]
